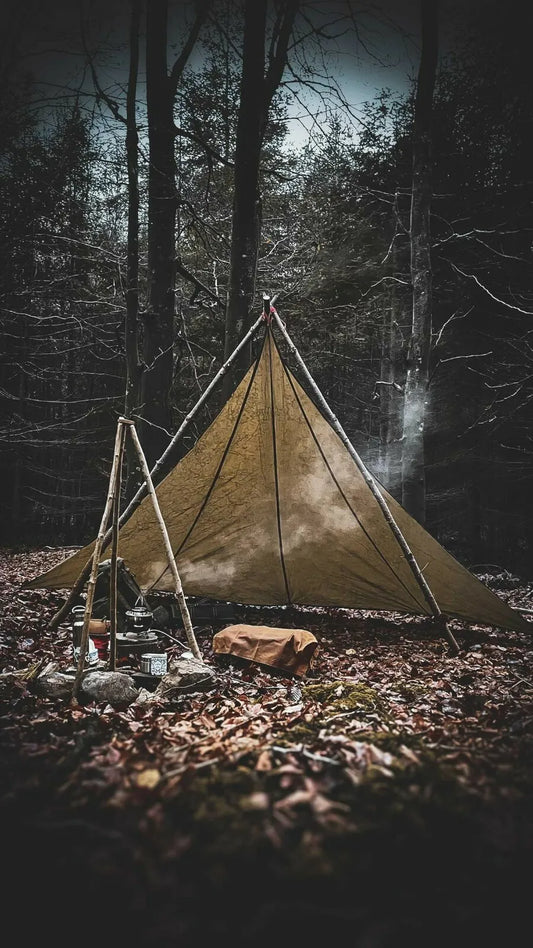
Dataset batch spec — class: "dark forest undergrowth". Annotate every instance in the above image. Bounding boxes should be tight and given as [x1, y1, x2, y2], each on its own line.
[1, 549, 533, 948]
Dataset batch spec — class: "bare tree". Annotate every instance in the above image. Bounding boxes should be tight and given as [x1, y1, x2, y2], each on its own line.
[401, 0, 438, 524]
[124, 0, 142, 425]
[141, 0, 212, 466]
[223, 0, 298, 396]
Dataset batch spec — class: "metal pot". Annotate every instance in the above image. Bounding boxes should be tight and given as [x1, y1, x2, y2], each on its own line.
[125, 603, 154, 634]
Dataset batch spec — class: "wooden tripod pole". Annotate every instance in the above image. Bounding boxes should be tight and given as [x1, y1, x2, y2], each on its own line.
[108, 422, 126, 671]
[126, 420, 202, 661]
[270, 306, 459, 655]
[49, 312, 266, 632]
[72, 420, 127, 702]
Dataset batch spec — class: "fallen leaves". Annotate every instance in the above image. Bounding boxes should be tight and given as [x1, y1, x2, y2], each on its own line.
[1, 549, 533, 852]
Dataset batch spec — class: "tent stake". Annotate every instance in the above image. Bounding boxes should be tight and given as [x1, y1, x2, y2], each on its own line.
[270, 307, 460, 656]
[127, 420, 202, 662]
[71, 420, 127, 703]
[48, 313, 266, 631]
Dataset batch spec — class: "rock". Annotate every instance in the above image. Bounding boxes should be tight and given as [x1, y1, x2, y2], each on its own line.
[134, 687, 163, 707]
[155, 655, 216, 696]
[35, 670, 76, 700]
[80, 670, 139, 707]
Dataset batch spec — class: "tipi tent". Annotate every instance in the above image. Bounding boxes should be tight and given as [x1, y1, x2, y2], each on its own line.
[28, 324, 529, 634]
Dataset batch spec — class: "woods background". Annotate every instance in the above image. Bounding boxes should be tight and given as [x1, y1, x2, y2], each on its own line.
[1, 0, 531, 576]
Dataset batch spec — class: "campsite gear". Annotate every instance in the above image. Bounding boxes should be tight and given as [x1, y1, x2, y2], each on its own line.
[116, 630, 159, 650]
[93, 559, 144, 613]
[121, 599, 160, 652]
[71, 607, 98, 667]
[89, 620, 110, 661]
[125, 600, 154, 635]
[180, 598, 235, 626]
[65, 417, 198, 701]
[31, 305, 530, 647]
[213, 624, 318, 677]
[140, 653, 168, 676]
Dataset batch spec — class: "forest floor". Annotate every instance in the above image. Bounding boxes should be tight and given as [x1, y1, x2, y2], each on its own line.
[1, 548, 533, 948]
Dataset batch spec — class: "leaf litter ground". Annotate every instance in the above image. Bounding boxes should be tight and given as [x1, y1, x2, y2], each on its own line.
[1, 548, 533, 948]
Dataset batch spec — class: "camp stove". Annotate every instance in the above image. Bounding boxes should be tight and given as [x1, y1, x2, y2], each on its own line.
[116, 599, 159, 651]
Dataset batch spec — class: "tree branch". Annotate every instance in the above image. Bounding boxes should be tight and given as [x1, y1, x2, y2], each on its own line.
[169, 0, 213, 93]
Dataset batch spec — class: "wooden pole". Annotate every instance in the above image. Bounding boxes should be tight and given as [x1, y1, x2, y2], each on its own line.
[48, 312, 266, 632]
[127, 420, 203, 662]
[270, 306, 460, 655]
[72, 420, 127, 702]
[108, 422, 126, 671]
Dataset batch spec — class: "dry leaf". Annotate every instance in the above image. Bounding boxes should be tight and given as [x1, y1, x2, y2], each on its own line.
[240, 792, 269, 811]
[400, 745, 421, 765]
[135, 768, 161, 789]
[255, 750, 273, 771]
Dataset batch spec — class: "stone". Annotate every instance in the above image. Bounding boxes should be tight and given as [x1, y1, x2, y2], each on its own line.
[34, 670, 76, 700]
[80, 670, 139, 707]
[155, 655, 216, 696]
[134, 687, 163, 707]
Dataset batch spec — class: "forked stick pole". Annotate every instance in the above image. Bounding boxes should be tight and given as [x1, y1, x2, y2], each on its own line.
[270, 307, 459, 655]
[108, 422, 126, 671]
[72, 420, 127, 702]
[49, 313, 266, 632]
[127, 420, 202, 662]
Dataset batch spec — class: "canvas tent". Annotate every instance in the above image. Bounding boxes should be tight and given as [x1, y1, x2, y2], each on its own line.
[28, 323, 529, 635]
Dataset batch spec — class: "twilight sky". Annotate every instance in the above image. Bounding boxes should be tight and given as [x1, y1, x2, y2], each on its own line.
[0, 1, 497, 145]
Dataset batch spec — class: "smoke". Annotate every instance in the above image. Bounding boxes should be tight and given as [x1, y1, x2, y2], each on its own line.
[402, 391, 428, 434]
[176, 522, 281, 599]
[279, 453, 364, 558]
[178, 553, 238, 590]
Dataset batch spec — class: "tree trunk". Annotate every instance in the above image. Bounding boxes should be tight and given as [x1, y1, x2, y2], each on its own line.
[223, 0, 268, 397]
[141, 0, 211, 467]
[223, 0, 298, 399]
[142, 0, 176, 467]
[401, 0, 438, 524]
[125, 0, 141, 420]
[124, 0, 142, 494]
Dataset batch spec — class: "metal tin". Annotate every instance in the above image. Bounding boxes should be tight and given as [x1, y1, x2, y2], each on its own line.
[140, 653, 167, 676]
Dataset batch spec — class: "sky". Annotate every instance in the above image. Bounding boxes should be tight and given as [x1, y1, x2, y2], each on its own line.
[1, 0, 483, 146]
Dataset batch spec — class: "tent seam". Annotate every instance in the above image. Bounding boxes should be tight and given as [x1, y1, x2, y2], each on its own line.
[145, 329, 268, 591]
[274, 334, 428, 613]
[267, 329, 292, 604]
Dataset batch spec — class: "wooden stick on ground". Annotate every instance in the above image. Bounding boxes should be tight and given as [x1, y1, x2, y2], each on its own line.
[48, 312, 266, 632]
[270, 305, 460, 656]
[127, 420, 202, 662]
[72, 420, 127, 702]
[108, 421, 126, 672]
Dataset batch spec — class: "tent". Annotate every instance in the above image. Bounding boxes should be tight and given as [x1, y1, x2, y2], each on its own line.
[27, 320, 529, 635]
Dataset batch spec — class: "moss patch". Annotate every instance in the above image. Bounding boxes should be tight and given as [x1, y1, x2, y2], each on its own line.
[393, 680, 431, 701]
[353, 730, 429, 754]
[274, 722, 321, 744]
[303, 680, 387, 716]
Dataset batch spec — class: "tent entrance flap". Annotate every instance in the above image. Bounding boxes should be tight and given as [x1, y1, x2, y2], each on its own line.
[27, 310, 530, 637]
